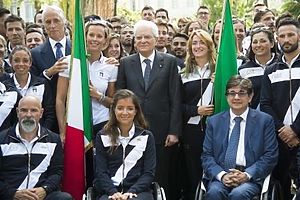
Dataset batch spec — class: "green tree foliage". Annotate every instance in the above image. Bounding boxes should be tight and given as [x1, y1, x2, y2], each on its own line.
[280, 0, 300, 18]
[117, 7, 140, 24]
[201, 0, 255, 28]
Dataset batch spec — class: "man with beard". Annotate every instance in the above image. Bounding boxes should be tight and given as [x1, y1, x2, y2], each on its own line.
[261, 18, 300, 200]
[0, 95, 72, 200]
[171, 33, 188, 69]
[120, 24, 134, 56]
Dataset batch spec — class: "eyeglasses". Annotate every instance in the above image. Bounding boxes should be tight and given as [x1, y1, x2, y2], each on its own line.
[226, 91, 248, 97]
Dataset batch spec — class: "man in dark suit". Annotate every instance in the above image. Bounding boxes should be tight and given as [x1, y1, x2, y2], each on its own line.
[30, 5, 70, 135]
[116, 20, 181, 199]
[202, 75, 278, 200]
[30, 5, 70, 97]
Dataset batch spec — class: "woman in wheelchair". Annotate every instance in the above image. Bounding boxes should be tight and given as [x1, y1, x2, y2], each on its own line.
[94, 89, 156, 200]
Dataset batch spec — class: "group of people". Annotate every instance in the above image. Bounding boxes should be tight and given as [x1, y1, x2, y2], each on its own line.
[0, 2, 300, 200]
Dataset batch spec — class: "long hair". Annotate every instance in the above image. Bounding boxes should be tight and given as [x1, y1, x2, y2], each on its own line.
[183, 29, 216, 77]
[103, 33, 124, 60]
[104, 89, 148, 152]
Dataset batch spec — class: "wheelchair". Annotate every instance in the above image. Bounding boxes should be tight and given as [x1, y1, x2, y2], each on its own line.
[83, 182, 166, 200]
[194, 174, 282, 200]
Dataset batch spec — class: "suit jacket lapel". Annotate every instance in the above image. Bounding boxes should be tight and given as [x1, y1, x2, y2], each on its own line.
[131, 54, 145, 88]
[41, 39, 56, 66]
[244, 109, 255, 163]
[148, 51, 163, 89]
[221, 111, 231, 159]
[65, 39, 71, 55]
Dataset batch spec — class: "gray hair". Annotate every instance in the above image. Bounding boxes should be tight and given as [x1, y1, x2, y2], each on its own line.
[42, 5, 66, 23]
[134, 20, 158, 37]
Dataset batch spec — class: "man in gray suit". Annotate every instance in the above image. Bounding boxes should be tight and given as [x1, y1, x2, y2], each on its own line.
[116, 20, 182, 199]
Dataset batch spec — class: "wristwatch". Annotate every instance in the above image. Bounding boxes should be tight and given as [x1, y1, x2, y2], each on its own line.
[42, 185, 49, 195]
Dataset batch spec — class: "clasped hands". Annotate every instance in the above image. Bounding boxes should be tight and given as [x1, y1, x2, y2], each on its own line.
[278, 125, 300, 148]
[221, 169, 249, 188]
[108, 192, 137, 200]
[14, 187, 46, 200]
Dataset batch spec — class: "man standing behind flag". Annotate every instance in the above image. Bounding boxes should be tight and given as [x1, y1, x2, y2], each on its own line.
[214, 0, 238, 114]
[261, 18, 300, 200]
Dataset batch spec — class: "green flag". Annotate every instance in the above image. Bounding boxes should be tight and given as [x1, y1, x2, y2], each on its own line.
[214, 0, 238, 114]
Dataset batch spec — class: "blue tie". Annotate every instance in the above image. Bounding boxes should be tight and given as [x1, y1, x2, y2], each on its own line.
[55, 42, 63, 60]
[224, 117, 243, 170]
[144, 59, 151, 90]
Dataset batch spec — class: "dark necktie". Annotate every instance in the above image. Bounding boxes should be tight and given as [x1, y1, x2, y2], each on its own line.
[144, 59, 151, 90]
[55, 42, 63, 60]
[224, 116, 243, 170]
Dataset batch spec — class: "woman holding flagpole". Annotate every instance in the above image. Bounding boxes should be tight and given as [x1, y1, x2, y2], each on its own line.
[180, 29, 215, 199]
[56, 20, 118, 188]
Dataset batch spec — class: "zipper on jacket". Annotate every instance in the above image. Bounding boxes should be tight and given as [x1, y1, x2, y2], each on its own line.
[121, 145, 126, 193]
[9, 134, 48, 189]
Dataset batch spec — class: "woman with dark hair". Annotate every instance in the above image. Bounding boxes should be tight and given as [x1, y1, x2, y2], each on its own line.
[184, 20, 205, 36]
[5, 45, 55, 130]
[180, 29, 215, 199]
[239, 27, 277, 109]
[103, 33, 124, 61]
[94, 89, 156, 200]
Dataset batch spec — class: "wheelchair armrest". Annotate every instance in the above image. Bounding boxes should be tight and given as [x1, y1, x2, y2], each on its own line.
[151, 182, 166, 200]
[261, 174, 271, 196]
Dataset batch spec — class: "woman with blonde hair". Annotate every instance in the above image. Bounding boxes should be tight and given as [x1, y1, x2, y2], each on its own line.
[0, 35, 12, 74]
[180, 29, 215, 199]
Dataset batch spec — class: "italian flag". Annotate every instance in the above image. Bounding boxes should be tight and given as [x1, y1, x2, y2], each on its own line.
[214, 0, 238, 114]
[62, 0, 93, 199]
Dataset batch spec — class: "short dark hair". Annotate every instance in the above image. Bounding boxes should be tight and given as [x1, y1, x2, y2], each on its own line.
[277, 18, 300, 30]
[109, 16, 122, 23]
[155, 8, 169, 20]
[253, 9, 275, 23]
[155, 19, 168, 31]
[34, 10, 43, 23]
[233, 18, 246, 32]
[9, 45, 32, 63]
[197, 5, 209, 13]
[26, 23, 42, 31]
[84, 15, 102, 23]
[141, 5, 155, 13]
[0, 8, 10, 18]
[275, 13, 293, 28]
[4, 14, 25, 29]
[173, 32, 189, 41]
[226, 75, 253, 95]
[248, 27, 275, 60]
[26, 28, 44, 37]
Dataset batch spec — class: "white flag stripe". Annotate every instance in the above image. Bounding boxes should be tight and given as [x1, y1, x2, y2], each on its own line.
[67, 58, 84, 131]
[188, 82, 213, 124]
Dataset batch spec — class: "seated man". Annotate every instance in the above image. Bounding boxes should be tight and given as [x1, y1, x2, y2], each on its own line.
[0, 96, 72, 200]
[202, 75, 278, 200]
